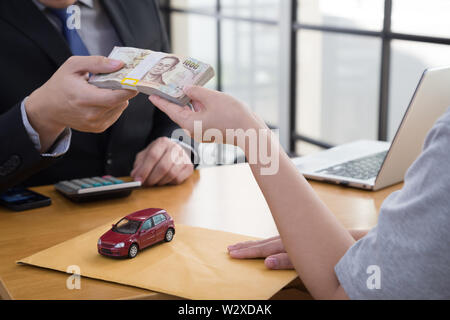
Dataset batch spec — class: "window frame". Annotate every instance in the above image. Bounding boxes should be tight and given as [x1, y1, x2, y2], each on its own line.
[141, 218, 154, 231]
[159, 0, 450, 155]
[152, 213, 167, 226]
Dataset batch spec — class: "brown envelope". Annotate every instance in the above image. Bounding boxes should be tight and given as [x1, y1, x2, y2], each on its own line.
[17, 223, 297, 299]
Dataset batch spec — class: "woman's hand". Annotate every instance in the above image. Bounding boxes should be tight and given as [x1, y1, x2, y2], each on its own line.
[148, 85, 266, 144]
[227, 236, 294, 270]
[228, 230, 368, 271]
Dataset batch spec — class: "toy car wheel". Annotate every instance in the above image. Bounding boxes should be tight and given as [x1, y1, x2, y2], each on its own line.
[164, 228, 175, 242]
[128, 243, 139, 258]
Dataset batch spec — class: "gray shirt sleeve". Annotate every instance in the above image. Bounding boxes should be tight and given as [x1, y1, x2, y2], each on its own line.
[335, 107, 450, 300]
[20, 98, 72, 158]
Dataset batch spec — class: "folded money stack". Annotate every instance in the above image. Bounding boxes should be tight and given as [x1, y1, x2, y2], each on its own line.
[89, 46, 215, 105]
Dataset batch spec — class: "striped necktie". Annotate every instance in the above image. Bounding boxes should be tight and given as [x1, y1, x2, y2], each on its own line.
[49, 7, 90, 56]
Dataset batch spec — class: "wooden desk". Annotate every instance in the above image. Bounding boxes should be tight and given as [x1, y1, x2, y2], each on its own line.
[0, 164, 402, 299]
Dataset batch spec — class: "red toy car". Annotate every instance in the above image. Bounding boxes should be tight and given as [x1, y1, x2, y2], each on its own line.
[97, 208, 175, 258]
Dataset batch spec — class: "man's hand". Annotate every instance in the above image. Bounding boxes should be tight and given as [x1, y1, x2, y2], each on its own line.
[131, 137, 194, 186]
[228, 230, 369, 270]
[26, 56, 138, 153]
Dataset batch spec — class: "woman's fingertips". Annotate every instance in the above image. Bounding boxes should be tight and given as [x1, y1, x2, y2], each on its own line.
[149, 95, 160, 103]
[265, 257, 278, 269]
[228, 249, 242, 258]
[183, 85, 193, 93]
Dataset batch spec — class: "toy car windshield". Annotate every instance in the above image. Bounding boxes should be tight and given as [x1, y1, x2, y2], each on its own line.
[112, 218, 141, 234]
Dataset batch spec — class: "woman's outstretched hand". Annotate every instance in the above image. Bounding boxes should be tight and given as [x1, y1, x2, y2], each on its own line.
[148, 85, 265, 143]
[227, 230, 368, 271]
[227, 236, 294, 270]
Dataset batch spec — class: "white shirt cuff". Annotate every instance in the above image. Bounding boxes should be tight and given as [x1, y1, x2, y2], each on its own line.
[21, 98, 72, 157]
[171, 138, 198, 166]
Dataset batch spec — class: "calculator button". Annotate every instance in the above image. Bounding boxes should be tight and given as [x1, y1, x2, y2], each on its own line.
[81, 178, 102, 187]
[71, 179, 92, 188]
[102, 176, 123, 184]
[91, 177, 113, 186]
[60, 181, 81, 190]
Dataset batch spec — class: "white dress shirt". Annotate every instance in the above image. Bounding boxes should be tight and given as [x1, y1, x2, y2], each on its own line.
[22, 0, 122, 157]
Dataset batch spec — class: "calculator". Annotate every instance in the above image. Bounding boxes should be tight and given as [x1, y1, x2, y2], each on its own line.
[54, 176, 142, 202]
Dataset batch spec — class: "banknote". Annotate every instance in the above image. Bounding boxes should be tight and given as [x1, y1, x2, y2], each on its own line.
[89, 47, 215, 105]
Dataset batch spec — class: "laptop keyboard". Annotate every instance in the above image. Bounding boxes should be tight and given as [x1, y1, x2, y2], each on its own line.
[315, 151, 388, 181]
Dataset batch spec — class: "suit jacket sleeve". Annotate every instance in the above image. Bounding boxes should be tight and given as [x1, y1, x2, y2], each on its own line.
[0, 103, 59, 192]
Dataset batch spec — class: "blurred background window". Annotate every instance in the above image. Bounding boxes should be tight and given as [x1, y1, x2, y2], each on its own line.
[158, 0, 450, 162]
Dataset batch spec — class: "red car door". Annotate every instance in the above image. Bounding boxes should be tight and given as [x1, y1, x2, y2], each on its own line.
[139, 219, 156, 248]
[152, 214, 167, 241]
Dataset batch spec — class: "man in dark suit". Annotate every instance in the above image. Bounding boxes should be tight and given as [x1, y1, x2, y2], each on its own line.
[0, 0, 196, 193]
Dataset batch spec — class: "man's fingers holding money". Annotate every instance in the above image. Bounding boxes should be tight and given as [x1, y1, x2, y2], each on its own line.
[25, 55, 137, 153]
[92, 101, 130, 133]
[65, 55, 124, 75]
[80, 86, 138, 108]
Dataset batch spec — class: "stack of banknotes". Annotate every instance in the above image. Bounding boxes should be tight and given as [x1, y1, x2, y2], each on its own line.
[89, 46, 215, 105]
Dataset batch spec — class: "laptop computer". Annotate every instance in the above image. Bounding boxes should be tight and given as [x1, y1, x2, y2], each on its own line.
[292, 66, 450, 191]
